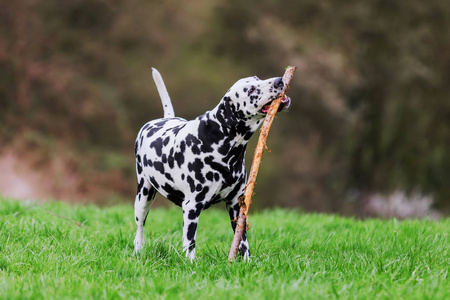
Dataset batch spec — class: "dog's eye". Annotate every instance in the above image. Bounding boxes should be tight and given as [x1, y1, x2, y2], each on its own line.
[248, 86, 256, 95]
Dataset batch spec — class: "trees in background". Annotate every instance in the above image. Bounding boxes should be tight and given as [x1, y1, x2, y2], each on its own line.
[1, 0, 449, 212]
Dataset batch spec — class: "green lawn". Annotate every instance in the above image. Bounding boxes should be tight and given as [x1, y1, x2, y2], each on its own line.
[0, 198, 448, 299]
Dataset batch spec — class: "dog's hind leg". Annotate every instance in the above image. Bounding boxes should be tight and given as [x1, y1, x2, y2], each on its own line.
[133, 167, 157, 253]
[181, 201, 202, 261]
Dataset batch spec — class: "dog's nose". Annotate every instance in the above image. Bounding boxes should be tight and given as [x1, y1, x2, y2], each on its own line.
[274, 77, 284, 89]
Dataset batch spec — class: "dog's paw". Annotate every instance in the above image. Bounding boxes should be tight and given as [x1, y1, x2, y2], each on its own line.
[185, 249, 196, 262]
[134, 236, 144, 253]
[239, 242, 250, 262]
[242, 251, 251, 262]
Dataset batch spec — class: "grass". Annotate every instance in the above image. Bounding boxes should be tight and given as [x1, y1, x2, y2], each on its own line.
[0, 198, 448, 299]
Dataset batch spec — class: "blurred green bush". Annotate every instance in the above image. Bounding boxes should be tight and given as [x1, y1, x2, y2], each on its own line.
[1, 0, 449, 213]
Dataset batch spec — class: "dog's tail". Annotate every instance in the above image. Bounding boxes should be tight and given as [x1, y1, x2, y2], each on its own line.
[152, 68, 175, 118]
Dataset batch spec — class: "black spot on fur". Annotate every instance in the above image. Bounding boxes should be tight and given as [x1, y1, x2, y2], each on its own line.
[198, 119, 224, 152]
[188, 210, 196, 220]
[163, 136, 170, 146]
[186, 134, 201, 147]
[143, 187, 149, 196]
[168, 156, 174, 168]
[199, 120, 224, 144]
[137, 178, 145, 193]
[225, 182, 244, 203]
[216, 99, 238, 130]
[242, 232, 247, 242]
[214, 173, 220, 181]
[204, 194, 222, 210]
[154, 120, 167, 127]
[195, 186, 209, 202]
[195, 202, 204, 213]
[162, 183, 184, 206]
[165, 173, 174, 182]
[188, 158, 205, 183]
[150, 138, 163, 156]
[235, 110, 245, 119]
[146, 126, 163, 138]
[218, 142, 231, 155]
[223, 144, 246, 168]
[143, 214, 148, 226]
[174, 152, 185, 167]
[171, 124, 186, 135]
[149, 176, 160, 189]
[187, 222, 197, 240]
[153, 161, 165, 174]
[187, 176, 196, 193]
[186, 204, 203, 220]
[191, 144, 201, 155]
[143, 155, 152, 167]
[239, 243, 248, 256]
[205, 156, 233, 185]
[188, 240, 195, 251]
[168, 149, 175, 163]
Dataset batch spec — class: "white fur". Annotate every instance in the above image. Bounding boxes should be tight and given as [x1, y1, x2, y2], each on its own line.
[152, 68, 175, 118]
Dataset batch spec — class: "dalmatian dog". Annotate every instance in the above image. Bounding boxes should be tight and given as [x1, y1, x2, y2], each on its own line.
[133, 68, 290, 261]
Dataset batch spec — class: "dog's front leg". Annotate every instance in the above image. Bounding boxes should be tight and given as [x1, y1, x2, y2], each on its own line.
[226, 198, 250, 261]
[181, 201, 201, 261]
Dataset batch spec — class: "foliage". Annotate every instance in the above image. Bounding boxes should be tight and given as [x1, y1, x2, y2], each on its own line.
[1, 0, 449, 211]
[0, 198, 449, 299]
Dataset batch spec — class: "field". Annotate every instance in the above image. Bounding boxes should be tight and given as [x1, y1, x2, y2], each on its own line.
[0, 198, 448, 299]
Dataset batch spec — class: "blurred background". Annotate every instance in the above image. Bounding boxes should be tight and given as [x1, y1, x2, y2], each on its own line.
[1, 0, 449, 218]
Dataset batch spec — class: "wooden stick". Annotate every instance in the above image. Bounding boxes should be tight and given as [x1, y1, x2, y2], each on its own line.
[228, 66, 297, 262]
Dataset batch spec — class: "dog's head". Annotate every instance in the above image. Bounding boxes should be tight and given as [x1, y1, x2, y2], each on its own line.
[223, 76, 291, 120]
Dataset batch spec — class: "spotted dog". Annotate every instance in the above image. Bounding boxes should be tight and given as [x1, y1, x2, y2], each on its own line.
[134, 68, 290, 261]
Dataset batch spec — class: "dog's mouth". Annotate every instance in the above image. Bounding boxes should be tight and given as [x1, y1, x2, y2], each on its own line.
[261, 95, 291, 114]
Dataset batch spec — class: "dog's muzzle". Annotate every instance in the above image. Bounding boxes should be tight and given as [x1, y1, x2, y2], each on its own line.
[261, 77, 291, 113]
[261, 95, 291, 114]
